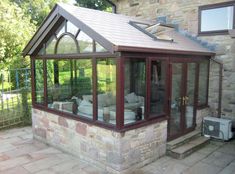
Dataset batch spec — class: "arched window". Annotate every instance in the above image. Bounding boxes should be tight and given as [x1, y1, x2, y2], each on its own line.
[56, 34, 78, 54]
[37, 19, 108, 55]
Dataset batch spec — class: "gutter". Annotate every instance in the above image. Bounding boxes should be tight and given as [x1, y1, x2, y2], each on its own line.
[210, 57, 223, 118]
[105, 0, 117, 13]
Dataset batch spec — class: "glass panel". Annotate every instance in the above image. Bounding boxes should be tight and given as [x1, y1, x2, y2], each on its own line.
[38, 45, 45, 55]
[47, 59, 93, 118]
[35, 60, 44, 104]
[95, 42, 107, 52]
[185, 63, 196, 128]
[77, 31, 93, 53]
[124, 59, 145, 125]
[150, 60, 166, 116]
[97, 59, 116, 124]
[67, 21, 79, 36]
[75, 59, 93, 118]
[169, 63, 183, 137]
[56, 35, 78, 54]
[45, 35, 56, 54]
[147, 24, 174, 41]
[56, 21, 66, 38]
[198, 61, 209, 106]
[201, 6, 234, 32]
[47, 60, 72, 113]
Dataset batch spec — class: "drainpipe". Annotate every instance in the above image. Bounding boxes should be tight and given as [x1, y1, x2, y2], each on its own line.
[105, 0, 117, 13]
[210, 58, 223, 118]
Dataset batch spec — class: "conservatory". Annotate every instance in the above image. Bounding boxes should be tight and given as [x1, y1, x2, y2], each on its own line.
[23, 3, 214, 173]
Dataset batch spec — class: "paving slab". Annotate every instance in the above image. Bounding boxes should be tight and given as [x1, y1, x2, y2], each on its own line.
[0, 166, 30, 174]
[0, 127, 234, 174]
[217, 143, 235, 155]
[197, 143, 219, 155]
[146, 159, 188, 174]
[176, 152, 207, 167]
[0, 155, 32, 171]
[23, 154, 71, 173]
[218, 161, 235, 174]
[202, 151, 235, 168]
[182, 161, 222, 174]
[49, 159, 88, 173]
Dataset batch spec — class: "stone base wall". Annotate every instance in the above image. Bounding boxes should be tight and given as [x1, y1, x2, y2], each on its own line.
[32, 108, 167, 174]
[196, 107, 211, 129]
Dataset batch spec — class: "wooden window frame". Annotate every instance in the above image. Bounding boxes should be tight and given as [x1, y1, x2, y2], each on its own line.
[31, 53, 209, 132]
[197, 60, 210, 109]
[198, 1, 235, 35]
[31, 54, 169, 132]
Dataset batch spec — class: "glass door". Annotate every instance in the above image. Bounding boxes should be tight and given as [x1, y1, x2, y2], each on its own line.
[149, 59, 167, 117]
[185, 63, 196, 131]
[168, 62, 196, 140]
[168, 63, 184, 139]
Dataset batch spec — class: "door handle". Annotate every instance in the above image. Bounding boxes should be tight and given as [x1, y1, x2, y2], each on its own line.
[185, 96, 189, 105]
[182, 96, 189, 105]
[182, 96, 186, 106]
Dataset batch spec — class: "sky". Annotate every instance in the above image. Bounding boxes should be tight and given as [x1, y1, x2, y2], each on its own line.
[68, 0, 76, 5]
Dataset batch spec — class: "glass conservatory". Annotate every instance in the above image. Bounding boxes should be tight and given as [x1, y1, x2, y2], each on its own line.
[23, 4, 214, 172]
[24, 3, 214, 140]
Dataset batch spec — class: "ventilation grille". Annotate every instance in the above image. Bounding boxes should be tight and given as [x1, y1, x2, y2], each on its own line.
[203, 120, 220, 137]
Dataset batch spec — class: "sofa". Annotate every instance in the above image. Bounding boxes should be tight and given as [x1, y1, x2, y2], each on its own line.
[49, 92, 145, 123]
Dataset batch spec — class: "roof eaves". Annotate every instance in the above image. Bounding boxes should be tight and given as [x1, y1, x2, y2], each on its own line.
[114, 45, 215, 56]
[22, 5, 60, 57]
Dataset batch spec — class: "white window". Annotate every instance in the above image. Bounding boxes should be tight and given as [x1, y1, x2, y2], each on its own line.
[199, 2, 235, 34]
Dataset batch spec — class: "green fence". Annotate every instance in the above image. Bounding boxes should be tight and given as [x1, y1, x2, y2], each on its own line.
[0, 68, 31, 129]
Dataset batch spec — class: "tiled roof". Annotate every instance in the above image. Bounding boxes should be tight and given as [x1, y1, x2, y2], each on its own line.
[23, 3, 214, 56]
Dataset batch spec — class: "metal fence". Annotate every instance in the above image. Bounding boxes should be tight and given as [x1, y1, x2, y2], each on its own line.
[0, 68, 31, 129]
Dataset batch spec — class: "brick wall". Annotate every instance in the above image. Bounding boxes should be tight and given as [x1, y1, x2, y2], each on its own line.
[115, 0, 235, 120]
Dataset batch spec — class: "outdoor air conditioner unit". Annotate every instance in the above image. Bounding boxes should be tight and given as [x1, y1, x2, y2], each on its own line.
[203, 116, 233, 141]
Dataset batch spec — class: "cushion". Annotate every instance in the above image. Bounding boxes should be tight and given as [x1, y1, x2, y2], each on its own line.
[80, 100, 92, 106]
[125, 92, 138, 103]
[109, 109, 135, 120]
[98, 93, 108, 107]
[71, 96, 82, 105]
[82, 95, 93, 102]
[78, 105, 93, 116]
[106, 92, 116, 106]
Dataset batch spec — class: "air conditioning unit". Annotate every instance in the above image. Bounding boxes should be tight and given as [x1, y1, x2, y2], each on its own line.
[203, 116, 233, 141]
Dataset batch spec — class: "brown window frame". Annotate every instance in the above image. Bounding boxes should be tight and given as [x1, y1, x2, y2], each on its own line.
[196, 60, 210, 109]
[31, 53, 208, 133]
[198, 1, 235, 35]
[31, 54, 169, 132]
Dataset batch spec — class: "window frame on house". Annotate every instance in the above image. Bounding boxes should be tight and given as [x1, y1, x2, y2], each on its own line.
[198, 1, 235, 35]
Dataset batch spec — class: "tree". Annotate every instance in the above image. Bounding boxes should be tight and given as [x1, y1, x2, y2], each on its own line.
[75, 0, 113, 12]
[0, 0, 36, 69]
[11, 0, 67, 27]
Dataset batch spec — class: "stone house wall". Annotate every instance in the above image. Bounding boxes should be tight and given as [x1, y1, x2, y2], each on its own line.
[114, 0, 235, 121]
[32, 108, 167, 174]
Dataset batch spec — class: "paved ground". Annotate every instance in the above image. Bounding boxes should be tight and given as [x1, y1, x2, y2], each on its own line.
[0, 127, 234, 174]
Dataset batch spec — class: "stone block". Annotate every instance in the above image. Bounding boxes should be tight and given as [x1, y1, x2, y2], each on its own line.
[34, 128, 47, 139]
[107, 152, 125, 166]
[76, 122, 87, 136]
[58, 117, 68, 128]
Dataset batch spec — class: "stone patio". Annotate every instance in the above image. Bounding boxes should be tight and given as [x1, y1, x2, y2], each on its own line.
[0, 127, 234, 174]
